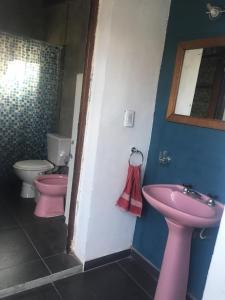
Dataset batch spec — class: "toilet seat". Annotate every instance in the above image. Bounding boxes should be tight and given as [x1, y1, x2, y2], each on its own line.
[13, 160, 54, 172]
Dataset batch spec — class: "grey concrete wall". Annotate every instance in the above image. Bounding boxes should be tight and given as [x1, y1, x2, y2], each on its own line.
[45, 3, 67, 45]
[0, 0, 45, 40]
[52, 0, 90, 137]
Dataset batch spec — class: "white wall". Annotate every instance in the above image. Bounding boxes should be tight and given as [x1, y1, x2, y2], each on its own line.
[65, 74, 83, 223]
[203, 211, 225, 300]
[73, 0, 171, 262]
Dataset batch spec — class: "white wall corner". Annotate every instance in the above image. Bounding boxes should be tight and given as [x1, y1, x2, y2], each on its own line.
[203, 210, 225, 300]
[73, 0, 171, 263]
[72, 0, 115, 262]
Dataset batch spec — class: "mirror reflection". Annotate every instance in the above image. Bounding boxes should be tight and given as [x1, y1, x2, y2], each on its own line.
[175, 46, 225, 120]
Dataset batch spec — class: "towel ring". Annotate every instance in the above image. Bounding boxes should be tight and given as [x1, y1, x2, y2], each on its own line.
[129, 147, 144, 166]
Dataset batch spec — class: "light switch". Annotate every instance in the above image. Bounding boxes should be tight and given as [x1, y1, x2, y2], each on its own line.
[123, 109, 135, 127]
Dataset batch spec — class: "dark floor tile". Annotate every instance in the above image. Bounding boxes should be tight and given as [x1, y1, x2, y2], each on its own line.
[0, 184, 21, 206]
[55, 263, 151, 300]
[10, 196, 66, 226]
[44, 253, 80, 273]
[131, 250, 159, 281]
[8, 198, 37, 225]
[118, 257, 157, 298]
[24, 218, 67, 258]
[0, 205, 18, 230]
[2, 284, 61, 300]
[0, 214, 17, 230]
[0, 259, 50, 289]
[0, 228, 39, 270]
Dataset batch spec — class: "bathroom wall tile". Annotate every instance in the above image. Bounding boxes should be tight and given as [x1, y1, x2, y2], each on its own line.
[0, 31, 61, 181]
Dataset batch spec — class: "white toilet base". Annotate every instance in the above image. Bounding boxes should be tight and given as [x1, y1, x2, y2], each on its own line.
[21, 182, 36, 198]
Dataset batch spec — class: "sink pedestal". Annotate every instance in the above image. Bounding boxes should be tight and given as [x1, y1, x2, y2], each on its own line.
[154, 219, 193, 300]
[142, 184, 224, 299]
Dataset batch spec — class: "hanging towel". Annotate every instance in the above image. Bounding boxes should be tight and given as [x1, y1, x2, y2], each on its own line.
[116, 164, 143, 217]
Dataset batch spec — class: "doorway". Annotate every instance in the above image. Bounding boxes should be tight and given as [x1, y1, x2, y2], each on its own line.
[0, 0, 97, 295]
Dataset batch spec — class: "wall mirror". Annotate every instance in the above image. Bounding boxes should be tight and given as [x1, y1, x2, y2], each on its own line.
[167, 37, 225, 130]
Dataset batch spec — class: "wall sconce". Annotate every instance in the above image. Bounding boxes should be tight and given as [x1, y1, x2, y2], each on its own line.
[206, 3, 225, 20]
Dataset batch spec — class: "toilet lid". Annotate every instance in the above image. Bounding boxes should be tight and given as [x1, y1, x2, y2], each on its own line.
[13, 160, 54, 171]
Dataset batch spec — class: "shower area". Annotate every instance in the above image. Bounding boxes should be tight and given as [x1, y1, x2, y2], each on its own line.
[0, 0, 91, 295]
[0, 31, 61, 183]
[0, 0, 90, 187]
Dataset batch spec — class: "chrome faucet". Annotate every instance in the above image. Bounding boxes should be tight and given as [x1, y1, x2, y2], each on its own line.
[206, 198, 216, 207]
[182, 185, 216, 207]
[182, 186, 202, 199]
[206, 194, 217, 207]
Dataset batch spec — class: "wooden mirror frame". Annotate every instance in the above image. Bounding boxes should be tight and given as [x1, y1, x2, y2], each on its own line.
[166, 36, 225, 131]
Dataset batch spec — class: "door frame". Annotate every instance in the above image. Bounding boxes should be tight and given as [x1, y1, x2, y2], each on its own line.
[66, 0, 99, 253]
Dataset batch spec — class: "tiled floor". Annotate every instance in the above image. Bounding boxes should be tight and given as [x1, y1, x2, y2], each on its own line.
[2, 257, 156, 299]
[0, 187, 80, 292]
[0, 186, 157, 299]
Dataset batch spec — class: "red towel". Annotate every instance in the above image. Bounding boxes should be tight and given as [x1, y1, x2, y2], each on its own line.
[116, 165, 143, 217]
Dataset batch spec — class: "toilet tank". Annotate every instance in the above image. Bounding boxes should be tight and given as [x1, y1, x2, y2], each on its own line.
[47, 134, 71, 166]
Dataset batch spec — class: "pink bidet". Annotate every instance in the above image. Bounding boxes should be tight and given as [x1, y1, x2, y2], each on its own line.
[34, 174, 68, 218]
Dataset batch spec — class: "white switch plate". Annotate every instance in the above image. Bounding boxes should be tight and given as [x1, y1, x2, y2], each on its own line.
[123, 109, 135, 127]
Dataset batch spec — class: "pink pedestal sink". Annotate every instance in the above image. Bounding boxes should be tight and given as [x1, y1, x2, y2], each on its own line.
[142, 184, 224, 300]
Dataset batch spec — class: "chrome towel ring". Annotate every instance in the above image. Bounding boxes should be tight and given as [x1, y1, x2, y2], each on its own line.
[129, 147, 144, 166]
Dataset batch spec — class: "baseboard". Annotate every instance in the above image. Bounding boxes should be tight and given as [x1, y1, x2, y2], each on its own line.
[84, 247, 196, 300]
[84, 249, 131, 271]
[131, 248, 195, 300]
[131, 248, 159, 281]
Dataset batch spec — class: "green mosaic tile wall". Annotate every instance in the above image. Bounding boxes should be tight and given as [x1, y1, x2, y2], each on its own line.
[0, 32, 61, 181]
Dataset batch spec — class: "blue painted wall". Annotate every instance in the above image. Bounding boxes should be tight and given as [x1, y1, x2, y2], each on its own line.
[133, 1, 225, 299]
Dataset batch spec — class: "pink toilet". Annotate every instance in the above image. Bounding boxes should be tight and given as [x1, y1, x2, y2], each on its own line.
[34, 174, 68, 218]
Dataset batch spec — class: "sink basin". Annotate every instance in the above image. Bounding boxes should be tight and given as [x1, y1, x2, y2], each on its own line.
[142, 184, 223, 228]
[142, 184, 224, 300]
